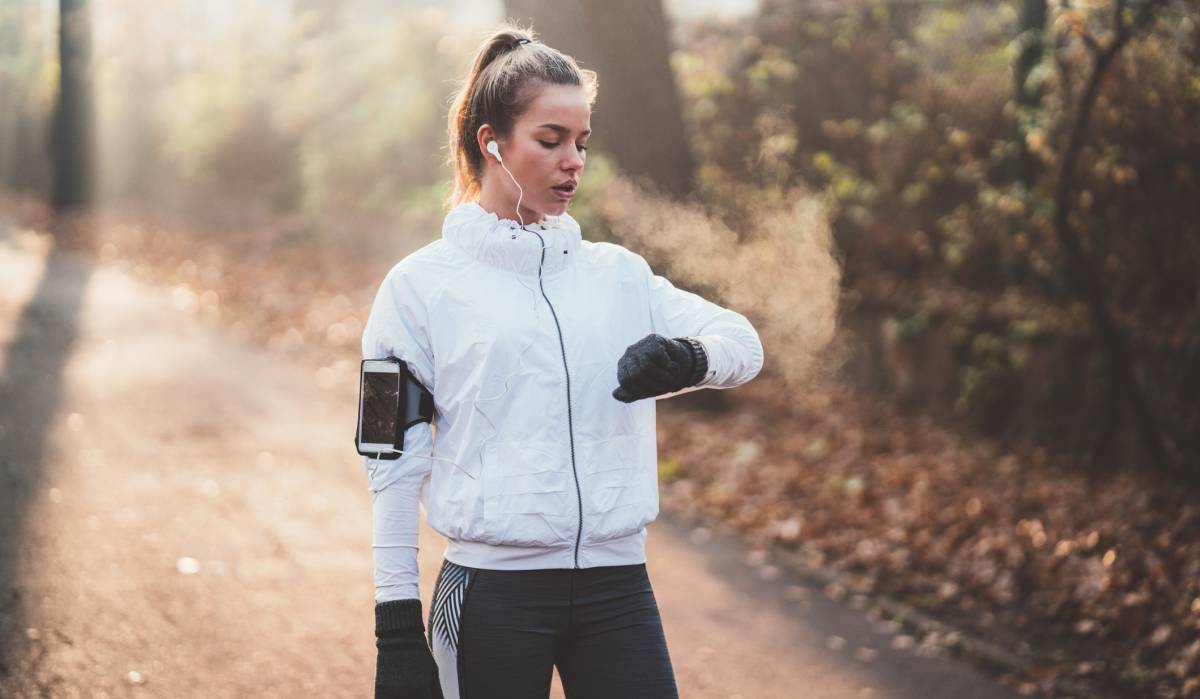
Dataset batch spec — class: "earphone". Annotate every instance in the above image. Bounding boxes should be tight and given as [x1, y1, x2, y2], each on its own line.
[486, 140, 526, 227]
[486, 139, 503, 162]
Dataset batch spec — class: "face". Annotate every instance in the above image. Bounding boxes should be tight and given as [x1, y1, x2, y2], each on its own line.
[477, 82, 591, 223]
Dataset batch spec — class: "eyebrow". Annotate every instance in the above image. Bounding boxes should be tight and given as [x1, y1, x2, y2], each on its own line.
[538, 123, 591, 137]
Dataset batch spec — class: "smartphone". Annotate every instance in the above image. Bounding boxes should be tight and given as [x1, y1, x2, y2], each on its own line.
[356, 357, 435, 459]
[358, 358, 403, 457]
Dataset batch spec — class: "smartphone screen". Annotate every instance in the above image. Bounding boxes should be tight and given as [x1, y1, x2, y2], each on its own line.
[361, 370, 401, 445]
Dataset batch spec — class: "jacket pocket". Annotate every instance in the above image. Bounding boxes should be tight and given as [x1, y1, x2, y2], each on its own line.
[578, 432, 654, 544]
[479, 440, 574, 547]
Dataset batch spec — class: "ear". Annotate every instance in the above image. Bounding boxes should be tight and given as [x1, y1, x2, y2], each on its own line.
[476, 124, 498, 162]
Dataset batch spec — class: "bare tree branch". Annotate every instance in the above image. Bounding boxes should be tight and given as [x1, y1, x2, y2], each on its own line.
[1051, 0, 1183, 475]
[1114, 0, 1129, 34]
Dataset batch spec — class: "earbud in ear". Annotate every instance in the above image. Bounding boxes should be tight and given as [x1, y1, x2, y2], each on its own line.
[486, 140, 502, 162]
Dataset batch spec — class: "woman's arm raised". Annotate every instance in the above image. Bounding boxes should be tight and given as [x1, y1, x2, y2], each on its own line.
[636, 253, 765, 397]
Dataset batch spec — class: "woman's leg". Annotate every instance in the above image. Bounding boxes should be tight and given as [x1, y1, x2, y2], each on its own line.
[554, 563, 680, 699]
[429, 560, 570, 699]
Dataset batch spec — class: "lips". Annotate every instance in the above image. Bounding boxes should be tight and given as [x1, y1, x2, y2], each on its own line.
[551, 181, 577, 200]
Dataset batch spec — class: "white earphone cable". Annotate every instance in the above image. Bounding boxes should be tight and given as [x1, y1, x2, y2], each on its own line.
[488, 140, 525, 228]
[372, 449, 475, 480]
[499, 160, 525, 228]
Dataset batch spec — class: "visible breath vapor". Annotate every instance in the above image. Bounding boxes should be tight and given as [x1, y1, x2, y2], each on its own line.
[593, 177, 846, 388]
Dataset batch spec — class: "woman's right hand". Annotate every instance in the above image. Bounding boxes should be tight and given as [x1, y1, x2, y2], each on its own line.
[374, 599, 444, 698]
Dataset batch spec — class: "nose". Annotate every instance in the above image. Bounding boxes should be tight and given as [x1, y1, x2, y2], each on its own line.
[563, 147, 584, 171]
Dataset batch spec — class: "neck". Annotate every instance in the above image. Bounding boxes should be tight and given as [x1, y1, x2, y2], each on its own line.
[478, 174, 544, 225]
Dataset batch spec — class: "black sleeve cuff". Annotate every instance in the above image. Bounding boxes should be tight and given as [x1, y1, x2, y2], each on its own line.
[675, 337, 709, 387]
[375, 598, 424, 636]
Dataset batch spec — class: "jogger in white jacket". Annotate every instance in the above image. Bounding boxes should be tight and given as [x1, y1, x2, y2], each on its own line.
[365, 25, 763, 699]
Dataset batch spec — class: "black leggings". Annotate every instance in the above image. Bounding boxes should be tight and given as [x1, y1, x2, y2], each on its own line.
[427, 559, 680, 699]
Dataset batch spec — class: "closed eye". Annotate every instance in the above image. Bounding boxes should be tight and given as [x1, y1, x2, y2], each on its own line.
[539, 140, 589, 152]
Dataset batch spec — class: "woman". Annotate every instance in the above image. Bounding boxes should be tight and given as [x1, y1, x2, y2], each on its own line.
[363, 25, 764, 699]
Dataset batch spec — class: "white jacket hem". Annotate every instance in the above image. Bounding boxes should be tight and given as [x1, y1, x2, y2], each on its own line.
[443, 528, 648, 570]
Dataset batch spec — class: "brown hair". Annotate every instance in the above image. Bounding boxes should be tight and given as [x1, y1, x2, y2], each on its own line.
[445, 23, 598, 208]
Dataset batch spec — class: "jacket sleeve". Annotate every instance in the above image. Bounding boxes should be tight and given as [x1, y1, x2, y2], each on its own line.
[634, 252, 765, 399]
[361, 262, 436, 602]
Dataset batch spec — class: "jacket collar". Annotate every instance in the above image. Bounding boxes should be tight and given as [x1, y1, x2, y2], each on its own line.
[442, 200, 581, 277]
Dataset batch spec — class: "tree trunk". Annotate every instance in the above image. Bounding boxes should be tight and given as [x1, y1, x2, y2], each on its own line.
[504, 0, 695, 199]
[51, 0, 94, 212]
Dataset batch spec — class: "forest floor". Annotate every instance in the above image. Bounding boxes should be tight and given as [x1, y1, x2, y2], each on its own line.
[1, 196, 1196, 698]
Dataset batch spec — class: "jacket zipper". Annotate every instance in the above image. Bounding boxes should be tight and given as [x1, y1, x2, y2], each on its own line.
[529, 228, 583, 569]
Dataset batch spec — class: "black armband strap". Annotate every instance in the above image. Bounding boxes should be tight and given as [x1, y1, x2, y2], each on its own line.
[393, 367, 435, 449]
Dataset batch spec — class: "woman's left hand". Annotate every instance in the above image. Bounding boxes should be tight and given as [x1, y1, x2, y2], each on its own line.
[612, 333, 698, 402]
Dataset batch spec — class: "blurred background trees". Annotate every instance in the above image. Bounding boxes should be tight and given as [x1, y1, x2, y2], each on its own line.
[505, 0, 697, 197]
[1, 0, 1197, 475]
[671, 0, 1199, 478]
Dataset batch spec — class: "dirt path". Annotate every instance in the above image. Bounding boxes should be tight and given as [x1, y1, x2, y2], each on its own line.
[0, 224, 1021, 698]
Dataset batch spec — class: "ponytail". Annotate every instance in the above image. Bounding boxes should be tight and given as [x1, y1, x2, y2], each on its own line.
[445, 23, 598, 208]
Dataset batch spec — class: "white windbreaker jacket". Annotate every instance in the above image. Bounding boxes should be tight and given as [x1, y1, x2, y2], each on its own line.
[362, 200, 764, 601]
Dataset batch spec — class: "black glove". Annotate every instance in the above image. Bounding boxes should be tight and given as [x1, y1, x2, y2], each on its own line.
[612, 334, 708, 403]
[375, 599, 444, 699]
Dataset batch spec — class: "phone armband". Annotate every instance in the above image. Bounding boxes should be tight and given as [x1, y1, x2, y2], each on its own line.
[354, 357, 434, 460]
